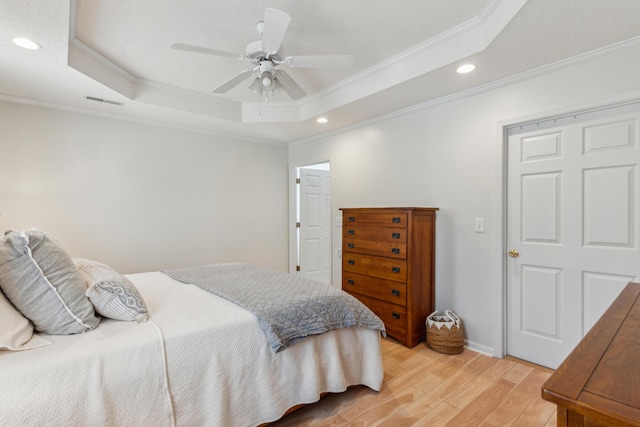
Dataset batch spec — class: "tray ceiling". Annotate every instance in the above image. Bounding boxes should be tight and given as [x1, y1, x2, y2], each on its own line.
[2, 0, 640, 143]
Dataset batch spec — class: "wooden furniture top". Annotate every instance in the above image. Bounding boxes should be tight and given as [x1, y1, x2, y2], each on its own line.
[541, 282, 640, 426]
[339, 207, 439, 212]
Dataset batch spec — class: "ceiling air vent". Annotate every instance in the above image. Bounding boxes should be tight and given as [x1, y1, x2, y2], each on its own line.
[85, 96, 124, 106]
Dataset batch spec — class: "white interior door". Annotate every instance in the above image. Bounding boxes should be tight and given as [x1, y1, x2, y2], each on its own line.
[299, 167, 331, 284]
[506, 103, 640, 369]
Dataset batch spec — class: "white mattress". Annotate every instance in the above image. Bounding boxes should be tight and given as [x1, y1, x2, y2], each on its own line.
[0, 271, 384, 426]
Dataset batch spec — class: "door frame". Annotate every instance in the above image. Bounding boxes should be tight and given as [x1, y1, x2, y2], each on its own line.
[288, 158, 332, 277]
[493, 90, 640, 359]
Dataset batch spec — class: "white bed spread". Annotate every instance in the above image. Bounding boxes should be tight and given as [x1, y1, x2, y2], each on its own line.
[0, 271, 384, 427]
[0, 306, 174, 426]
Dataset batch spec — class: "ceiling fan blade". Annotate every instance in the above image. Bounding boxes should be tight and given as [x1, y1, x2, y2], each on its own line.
[212, 69, 253, 94]
[172, 43, 239, 59]
[286, 54, 354, 69]
[261, 8, 291, 54]
[275, 70, 306, 100]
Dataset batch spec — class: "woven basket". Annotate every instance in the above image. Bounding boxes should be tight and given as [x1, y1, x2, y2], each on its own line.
[426, 310, 464, 354]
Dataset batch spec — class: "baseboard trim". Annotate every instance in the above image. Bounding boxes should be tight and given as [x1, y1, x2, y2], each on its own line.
[464, 340, 494, 357]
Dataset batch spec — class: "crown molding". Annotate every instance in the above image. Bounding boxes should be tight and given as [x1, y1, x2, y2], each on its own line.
[291, 36, 640, 147]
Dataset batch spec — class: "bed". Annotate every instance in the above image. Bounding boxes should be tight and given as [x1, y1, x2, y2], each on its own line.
[0, 230, 385, 427]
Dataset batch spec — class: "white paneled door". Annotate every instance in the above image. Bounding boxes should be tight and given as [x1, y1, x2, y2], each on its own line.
[299, 168, 331, 284]
[506, 103, 640, 369]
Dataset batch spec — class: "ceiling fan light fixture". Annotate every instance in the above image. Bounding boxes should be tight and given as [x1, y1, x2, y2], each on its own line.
[249, 78, 261, 95]
[250, 75, 284, 97]
[261, 74, 273, 88]
[257, 60, 278, 90]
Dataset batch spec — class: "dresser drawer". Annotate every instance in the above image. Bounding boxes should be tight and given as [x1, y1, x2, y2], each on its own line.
[346, 292, 408, 340]
[343, 271, 407, 306]
[343, 226, 407, 243]
[343, 212, 408, 228]
[343, 253, 407, 282]
[343, 237, 407, 259]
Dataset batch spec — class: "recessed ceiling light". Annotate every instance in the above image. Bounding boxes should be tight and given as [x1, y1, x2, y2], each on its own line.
[12, 37, 41, 50]
[456, 64, 476, 74]
[316, 117, 328, 124]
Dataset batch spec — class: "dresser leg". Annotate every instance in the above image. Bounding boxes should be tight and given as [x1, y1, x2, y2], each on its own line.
[557, 407, 584, 427]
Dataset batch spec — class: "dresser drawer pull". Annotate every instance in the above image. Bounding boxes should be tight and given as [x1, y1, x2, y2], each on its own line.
[347, 216, 355, 222]
[347, 243, 355, 249]
[392, 312, 401, 319]
[391, 248, 400, 254]
[392, 267, 401, 273]
[392, 233, 401, 239]
[347, 229, 355, 235]
[391, 289, 400, 296]
[347, 279, 355, 285]
[392, 217, 401, 223]
[348, 259, 355, 265]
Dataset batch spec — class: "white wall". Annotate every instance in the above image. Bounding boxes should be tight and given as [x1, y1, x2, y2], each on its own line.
[0, 101, 289, 274]
[289, 40, 640, 354]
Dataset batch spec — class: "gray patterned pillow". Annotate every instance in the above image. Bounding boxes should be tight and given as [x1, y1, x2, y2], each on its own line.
[0, 230, 100, 335]
[75, 258, 148, 322]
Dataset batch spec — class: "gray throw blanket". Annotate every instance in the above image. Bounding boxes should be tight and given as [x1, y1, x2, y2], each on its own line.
[162, 263, 385, 352]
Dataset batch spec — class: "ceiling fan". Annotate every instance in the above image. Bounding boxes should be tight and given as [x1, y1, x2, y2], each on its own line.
[172, 8, 354, 101]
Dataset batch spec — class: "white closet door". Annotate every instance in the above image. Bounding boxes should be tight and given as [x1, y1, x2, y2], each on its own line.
[506, 104, 640, 368]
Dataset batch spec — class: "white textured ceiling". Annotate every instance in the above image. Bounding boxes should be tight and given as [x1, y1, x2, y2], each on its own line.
[2, 0, 640, 143]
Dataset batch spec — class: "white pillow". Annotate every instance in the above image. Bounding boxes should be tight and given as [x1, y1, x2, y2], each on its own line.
[75, 258, 149, 322]
[0, 289, 51, 351]
[0, 230, 100, 335]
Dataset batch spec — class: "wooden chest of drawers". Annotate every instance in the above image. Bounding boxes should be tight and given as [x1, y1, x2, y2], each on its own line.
[340, 207, 438, 347]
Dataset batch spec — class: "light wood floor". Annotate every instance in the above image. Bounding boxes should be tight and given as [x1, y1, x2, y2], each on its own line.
[271, 337, 557, 427]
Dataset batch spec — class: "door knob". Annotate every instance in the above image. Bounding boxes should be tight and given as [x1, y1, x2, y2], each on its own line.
[508, 249, 519, 258]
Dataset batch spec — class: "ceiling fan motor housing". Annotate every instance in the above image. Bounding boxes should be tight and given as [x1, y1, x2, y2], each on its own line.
[246, 40, 282, 64]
